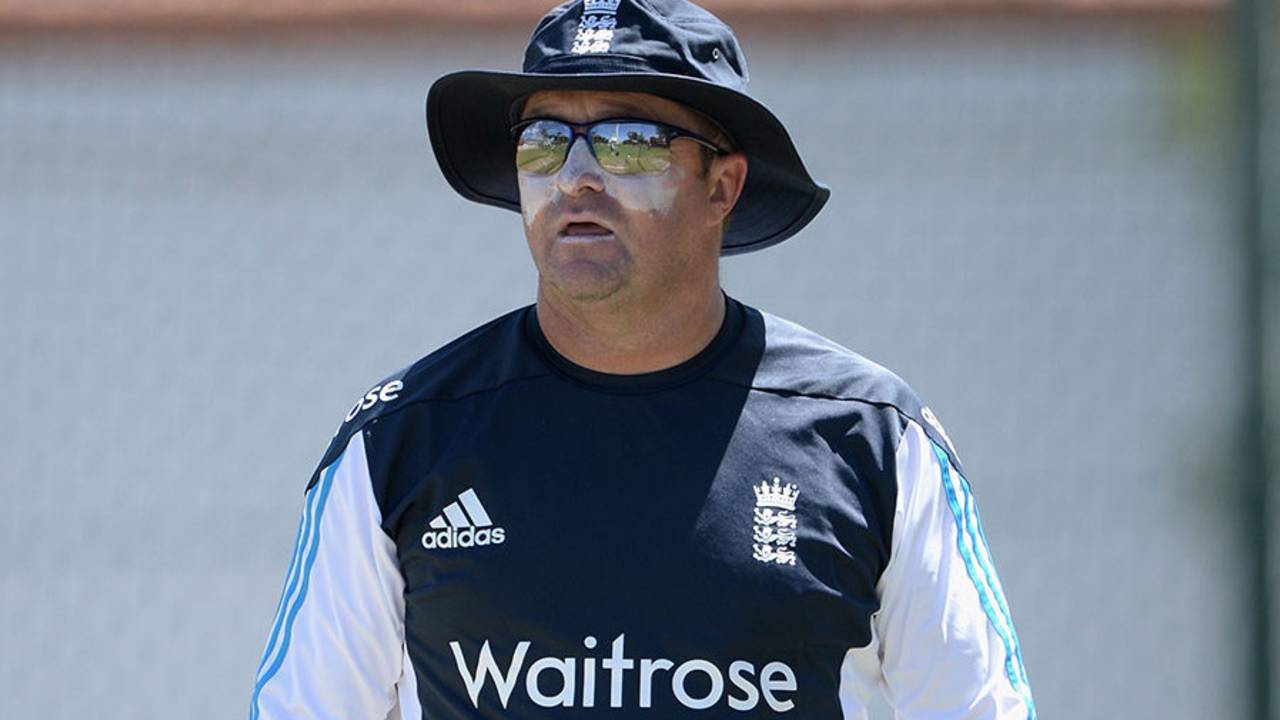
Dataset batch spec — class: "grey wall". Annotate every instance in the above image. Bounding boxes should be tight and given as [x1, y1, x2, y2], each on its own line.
[0, 15, 1254, 719]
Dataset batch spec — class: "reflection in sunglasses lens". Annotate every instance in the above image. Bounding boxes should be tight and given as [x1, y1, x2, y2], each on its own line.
[516, 121, 571, 174]
[516, 120, 674, 176]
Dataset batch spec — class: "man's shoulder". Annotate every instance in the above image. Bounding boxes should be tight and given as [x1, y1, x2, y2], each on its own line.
[395, 304, 545, 402]
[749, 306, 914, 408]
[308, 306, 545, 485]
[734, 304, 962, 468]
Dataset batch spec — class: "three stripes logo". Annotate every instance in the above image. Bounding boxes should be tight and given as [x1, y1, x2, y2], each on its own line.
[421, 488, 506, 550]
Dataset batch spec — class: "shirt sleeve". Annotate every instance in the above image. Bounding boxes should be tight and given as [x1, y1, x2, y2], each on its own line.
[872, 418, 1036, 719]
[249, 430, 408, 720]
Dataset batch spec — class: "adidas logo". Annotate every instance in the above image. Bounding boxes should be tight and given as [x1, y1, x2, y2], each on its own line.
[421, 488, 506, 550]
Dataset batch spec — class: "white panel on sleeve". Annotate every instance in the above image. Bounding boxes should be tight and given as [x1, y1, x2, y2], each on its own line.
[250, 431, 407, 720]
[838, 627, 884, 720]
[872, 419, 1035, 719]
[394, 642, 423, 720]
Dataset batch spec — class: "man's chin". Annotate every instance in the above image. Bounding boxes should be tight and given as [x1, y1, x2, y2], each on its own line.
[537, 243, 631, 304]
[548, 277, 626, 304]
[541, 263, 631, 304]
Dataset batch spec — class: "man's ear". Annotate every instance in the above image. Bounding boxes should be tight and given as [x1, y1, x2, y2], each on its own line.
[706, 152, 748, 227]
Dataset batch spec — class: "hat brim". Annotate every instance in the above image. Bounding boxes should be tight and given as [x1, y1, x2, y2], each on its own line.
[426, 69, 829, 256]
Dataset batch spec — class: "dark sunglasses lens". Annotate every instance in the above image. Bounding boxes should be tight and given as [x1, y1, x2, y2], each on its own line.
[589, 122, 672, 174]
[515, 121, 571, 175]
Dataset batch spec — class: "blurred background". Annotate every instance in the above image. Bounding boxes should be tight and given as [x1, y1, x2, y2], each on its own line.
[1, 0, 1276, 718]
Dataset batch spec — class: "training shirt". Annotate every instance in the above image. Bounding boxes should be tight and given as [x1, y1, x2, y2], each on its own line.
[249, 296, 1035, 719]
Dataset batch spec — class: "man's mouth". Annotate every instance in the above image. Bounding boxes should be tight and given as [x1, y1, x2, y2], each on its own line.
[560, 221, 614, 237]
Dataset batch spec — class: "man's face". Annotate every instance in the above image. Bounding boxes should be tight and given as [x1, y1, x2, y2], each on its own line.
[516, 90, 745, 306]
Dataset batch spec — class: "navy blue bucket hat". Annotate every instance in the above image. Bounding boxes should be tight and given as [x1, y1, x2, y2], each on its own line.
[426, 0, 829, 256]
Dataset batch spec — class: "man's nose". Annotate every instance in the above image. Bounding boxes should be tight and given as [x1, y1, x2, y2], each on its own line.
[555, 136, 606, 195]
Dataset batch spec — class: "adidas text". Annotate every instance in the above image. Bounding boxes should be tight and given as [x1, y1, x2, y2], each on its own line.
[422, 526, 506, 549]
[422, 488, 505, 549]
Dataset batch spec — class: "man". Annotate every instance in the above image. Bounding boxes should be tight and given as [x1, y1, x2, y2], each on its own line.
[249, 1, 1035, 718]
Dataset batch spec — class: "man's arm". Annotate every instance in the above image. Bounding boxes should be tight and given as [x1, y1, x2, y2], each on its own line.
[870, 418, 1036, 719]
[249, 430, 409, 719]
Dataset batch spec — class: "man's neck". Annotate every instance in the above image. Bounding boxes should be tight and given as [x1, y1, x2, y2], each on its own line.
[534, 283, 727, 375]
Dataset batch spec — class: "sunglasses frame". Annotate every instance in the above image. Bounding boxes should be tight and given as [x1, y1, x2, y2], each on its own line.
[510, 116, 729, 176]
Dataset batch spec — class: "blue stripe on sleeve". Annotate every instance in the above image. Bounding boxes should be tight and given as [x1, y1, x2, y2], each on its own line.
[931, 441, 1036, 720]
[956, 465, 1033, 696]
[249, 448, 346, 720]
[255, 486, 317, 677]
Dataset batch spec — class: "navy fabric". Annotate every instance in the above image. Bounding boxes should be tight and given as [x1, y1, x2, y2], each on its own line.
[524, 0, 749, 89]
[309, 296, 959, 717]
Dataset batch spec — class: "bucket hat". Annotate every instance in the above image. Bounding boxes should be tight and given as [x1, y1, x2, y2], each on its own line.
[426, 0, 829, 255]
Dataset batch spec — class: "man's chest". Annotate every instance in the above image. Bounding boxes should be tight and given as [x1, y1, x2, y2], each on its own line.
[361, 385, 891, 716]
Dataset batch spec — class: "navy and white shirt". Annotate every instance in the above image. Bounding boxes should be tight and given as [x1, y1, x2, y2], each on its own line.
[250, 296, 1035, 719]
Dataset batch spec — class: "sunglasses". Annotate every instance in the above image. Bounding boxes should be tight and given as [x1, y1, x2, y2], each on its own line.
[511, 117, 728, 176]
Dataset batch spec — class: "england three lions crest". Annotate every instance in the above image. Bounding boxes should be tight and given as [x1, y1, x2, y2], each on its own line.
[571, 0, 620, 55]
[752, 477, 799, 566]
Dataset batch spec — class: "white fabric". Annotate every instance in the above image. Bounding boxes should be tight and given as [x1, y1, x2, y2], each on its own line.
[839, 420, 1034, 719]
[395, 642, 423, 720]
[251, 431, 407, 719]
[838, 628, 883, 720]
